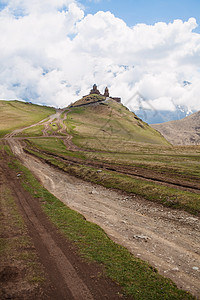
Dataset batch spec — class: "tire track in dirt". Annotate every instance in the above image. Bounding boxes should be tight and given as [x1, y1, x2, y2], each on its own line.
[6, 135, 200, 194]
[42, 109, 69, 137]
[8, 139, 200, 298]
[6, 169, 92, 299]
[11, 185, 94, 300]
[42, 111, 62, 136]
[2, 155, 128, 300]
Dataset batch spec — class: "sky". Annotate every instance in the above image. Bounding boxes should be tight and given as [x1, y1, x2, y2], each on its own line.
[80, 0, 200, 32]
[0, 0, 200, 117]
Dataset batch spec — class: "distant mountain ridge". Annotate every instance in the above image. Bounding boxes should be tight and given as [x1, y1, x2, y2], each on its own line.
[135, 105, 194, 125]
[151, 111, 200, 145]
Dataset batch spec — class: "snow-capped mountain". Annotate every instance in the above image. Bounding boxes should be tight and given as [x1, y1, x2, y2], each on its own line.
[134, 105, 195, 125]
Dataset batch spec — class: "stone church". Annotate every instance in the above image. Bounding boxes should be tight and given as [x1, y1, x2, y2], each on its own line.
[89, 84, 121, 103]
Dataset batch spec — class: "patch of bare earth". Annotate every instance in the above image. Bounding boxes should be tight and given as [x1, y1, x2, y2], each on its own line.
[8, 139, 200, 298]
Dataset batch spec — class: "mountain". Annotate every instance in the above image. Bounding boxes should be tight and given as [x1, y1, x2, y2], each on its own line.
[67, 97, 170, 149]
[135, 105, 194, 125]
[151, 111, 200, 145]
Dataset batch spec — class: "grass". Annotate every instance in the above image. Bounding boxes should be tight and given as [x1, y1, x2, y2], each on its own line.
[0, 100, 55, 137]
[83, 146, 200, 180]
[70, 94, 106, 107]
[50, 122, 58, 131]
[26, 138, 86, 160]
[7, 155, 194, 299]
[61, 109, 69, 119]
[1, 144, 15, 157]
[66, 99, 170, 149]
[24, 148, 200, 216]
[16, 125, 44, 137]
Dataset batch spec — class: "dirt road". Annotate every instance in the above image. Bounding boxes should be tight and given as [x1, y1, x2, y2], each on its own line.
[1, 146, 129, 299]
[8, 138, 200, 298]
[5, 108, 200, 194]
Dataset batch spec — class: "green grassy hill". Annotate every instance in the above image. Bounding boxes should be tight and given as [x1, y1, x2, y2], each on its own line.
[67, 98, 170, 151]
[70, 94, 106, 107]
[0, 100, 55, 137]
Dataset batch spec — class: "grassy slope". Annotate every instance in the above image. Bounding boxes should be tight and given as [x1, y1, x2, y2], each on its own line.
[67, 99, 170, 150]
[0, 100, 55, 137]
[16, 125, 45, 137]
[70, 94, 106, 107]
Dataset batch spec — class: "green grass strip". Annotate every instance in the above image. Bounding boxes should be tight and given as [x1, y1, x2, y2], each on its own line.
[8, 157, 194, 299]
[26, 149, 200, 216]
[16, 125, 44, 137]
[25, 138, 86, 160]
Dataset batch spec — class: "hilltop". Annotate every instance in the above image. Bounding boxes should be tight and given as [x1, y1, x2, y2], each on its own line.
[70, 84, 121, 108]
[151, 110, 200, 145]
[67, 97, 170, 149]
[70, 93, 106, 107]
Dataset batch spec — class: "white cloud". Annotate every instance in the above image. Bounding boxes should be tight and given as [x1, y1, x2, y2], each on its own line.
[141, 97, 176, 112]
[2, 0, 76, 14]
[0, 1, 200, 114]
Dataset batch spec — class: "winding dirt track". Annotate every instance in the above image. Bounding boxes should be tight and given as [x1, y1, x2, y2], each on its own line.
[6, 109, 200, 194]
[3, 113, 132, 299]
[7, 138, 200, 298]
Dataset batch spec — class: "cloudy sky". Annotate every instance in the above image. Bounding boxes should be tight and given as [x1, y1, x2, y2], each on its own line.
[0, 0, 200, 115]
